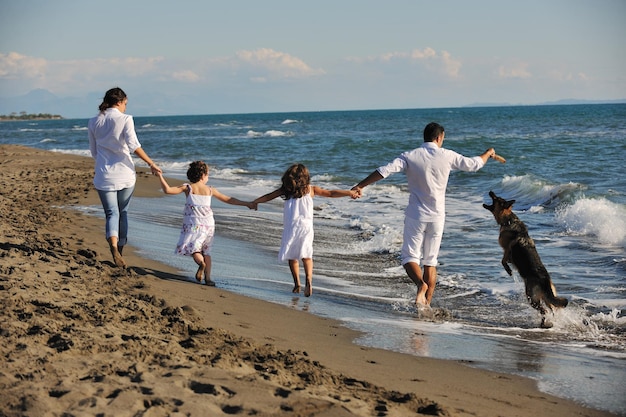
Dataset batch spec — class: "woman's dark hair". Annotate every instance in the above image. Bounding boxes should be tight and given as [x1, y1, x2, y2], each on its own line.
[280, 163, 310, 199]
[186, 161, 209, 183]
[99, 87, 127, 112]
[423, 122, 445, 142]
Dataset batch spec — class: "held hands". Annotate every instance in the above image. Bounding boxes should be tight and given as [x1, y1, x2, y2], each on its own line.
[350, 186, 363, 199]
[150, 164, 163, 175]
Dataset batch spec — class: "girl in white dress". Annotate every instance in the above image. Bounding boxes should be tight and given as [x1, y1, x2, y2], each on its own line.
[254, 164, 360, 296]
[157, 161, 256, 286]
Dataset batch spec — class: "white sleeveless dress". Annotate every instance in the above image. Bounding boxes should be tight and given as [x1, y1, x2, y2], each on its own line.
[279, 192, 314, 261]
[175, 184, 215, 256]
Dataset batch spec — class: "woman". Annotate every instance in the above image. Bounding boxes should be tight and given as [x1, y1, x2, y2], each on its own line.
[88, 87, 162, 268]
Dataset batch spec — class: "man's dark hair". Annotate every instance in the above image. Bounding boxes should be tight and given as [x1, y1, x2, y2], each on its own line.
[423, 122, 445, 142]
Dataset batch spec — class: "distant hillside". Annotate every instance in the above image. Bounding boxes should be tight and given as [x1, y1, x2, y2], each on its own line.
[540, 98, 626, 105]
[0, 89, 96, 119]
[465, 98, 626, 107]
[0, 112, 63, 121]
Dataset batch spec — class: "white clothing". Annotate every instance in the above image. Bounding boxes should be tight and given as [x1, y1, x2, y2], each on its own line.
[88, 108, 142, 191]
[279, 192, 314, 262]
[377, 142, 484, 222]
[175, 184, 215, 256]
[401, 216, 444, 266]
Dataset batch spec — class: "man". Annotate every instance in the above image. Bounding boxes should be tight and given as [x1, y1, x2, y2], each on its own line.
[352, 122, 497, 307]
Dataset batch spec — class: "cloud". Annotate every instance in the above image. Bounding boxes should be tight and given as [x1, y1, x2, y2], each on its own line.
[497, 63, 532, 79]
[0, 52, 166, 94]
[347, 47, 461, 78]
[360, 47, 437, 63]
[234, 48, 326, 81]
[171, 70, 201, 83]
[547, 69, 590, 82]
[0, 53, 164, 81]
[0, 49, 327, 96]
[0, 52, 47, 79]
[440, 51, 461, 78]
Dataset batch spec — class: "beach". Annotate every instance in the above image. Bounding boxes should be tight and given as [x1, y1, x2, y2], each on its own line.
[0, 144, 618, 416]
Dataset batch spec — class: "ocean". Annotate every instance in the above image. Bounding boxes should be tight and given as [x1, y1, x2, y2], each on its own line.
[2, 104, 625, 414]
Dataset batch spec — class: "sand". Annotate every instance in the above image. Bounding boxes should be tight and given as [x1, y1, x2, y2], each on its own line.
[0, 144, 616, 417]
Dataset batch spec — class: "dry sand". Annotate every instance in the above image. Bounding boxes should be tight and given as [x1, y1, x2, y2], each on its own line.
[0, 144, 616, 417]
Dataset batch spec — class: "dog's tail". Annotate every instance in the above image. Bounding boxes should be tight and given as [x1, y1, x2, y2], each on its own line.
[546, 283, 568, 308]
[549, 295, 568, 308]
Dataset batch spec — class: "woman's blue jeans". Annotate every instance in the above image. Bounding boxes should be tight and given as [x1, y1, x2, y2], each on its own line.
[97, 186, 134, 246]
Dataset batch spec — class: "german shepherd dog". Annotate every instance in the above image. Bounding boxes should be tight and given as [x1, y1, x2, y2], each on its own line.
[483, 191, 568, 327]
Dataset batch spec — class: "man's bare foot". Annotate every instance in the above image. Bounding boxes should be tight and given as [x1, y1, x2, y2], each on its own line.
[110, 246, 126, 268]
[195, 262, 206, 282]
[292, 285, 301, 293]
[416, 284, 429, 306]
[304, 284, 312, 297]
[205, 279, 216, 287]
[416, 295, 430, 307]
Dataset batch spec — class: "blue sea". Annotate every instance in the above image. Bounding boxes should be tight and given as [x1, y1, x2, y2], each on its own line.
[2, 104, 625, 414]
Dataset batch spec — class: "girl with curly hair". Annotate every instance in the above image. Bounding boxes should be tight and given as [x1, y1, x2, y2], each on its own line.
[157, 161, 256, 286]
[254, 164, 360, 296]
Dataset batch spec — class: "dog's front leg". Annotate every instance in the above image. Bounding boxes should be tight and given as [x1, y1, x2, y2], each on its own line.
[501, 249, 513, 276]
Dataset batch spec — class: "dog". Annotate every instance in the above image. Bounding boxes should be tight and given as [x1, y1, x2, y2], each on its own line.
[483, 191, 567, 327]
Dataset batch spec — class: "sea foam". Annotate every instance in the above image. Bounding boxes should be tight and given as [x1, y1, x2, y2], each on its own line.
[556, 197, 626, 248]
[499, 175, 584, 210]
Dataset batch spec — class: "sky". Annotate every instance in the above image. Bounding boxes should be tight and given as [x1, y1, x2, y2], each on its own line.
[1, 0, 625, 118]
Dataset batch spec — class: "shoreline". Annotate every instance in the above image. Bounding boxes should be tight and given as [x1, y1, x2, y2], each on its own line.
[0, 144, 617, 416]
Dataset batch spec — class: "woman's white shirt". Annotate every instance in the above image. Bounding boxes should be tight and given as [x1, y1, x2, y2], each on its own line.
[88, 108, 142, 191]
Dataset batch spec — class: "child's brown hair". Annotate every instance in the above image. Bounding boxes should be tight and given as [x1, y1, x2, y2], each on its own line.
[187, 161, 208, 183]
[281, 163, 310, 199]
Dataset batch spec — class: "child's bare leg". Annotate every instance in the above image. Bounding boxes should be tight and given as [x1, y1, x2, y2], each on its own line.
[204, 255, 215, 286]
[288, 259, 301, 293]
[303, 258, 313, 297]
[192, 252, 206, 282]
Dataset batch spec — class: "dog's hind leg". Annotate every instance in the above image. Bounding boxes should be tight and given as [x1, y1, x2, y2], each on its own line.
[526, 286, 552, 328]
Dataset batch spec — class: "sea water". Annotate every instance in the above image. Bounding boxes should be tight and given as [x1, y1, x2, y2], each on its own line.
[2, 104, 625, 414]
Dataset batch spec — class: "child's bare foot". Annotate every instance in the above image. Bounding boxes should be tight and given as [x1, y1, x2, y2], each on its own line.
[195, 261, 206, 282]
[292, 285, 301, 293]
[205, 279, 216, 287]
[304, 284, 312, 297]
